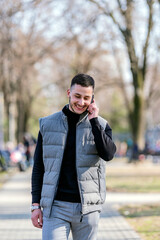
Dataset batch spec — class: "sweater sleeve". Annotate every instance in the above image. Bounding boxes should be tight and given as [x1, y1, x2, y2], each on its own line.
[31, 131, 44, 204]
[90, 118, 116, 161]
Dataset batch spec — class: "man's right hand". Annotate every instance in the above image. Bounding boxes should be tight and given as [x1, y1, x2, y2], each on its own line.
[31, 209, 43, 229]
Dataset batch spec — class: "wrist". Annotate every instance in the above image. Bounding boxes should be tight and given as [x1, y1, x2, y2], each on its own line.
[90, 117, 99, 124]
[31, 205, 41, 212]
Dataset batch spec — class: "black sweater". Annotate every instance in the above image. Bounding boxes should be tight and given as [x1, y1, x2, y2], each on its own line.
[31, 106, 116, 204]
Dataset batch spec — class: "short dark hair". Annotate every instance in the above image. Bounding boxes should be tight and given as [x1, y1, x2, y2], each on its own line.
[70, 73, 95, 89]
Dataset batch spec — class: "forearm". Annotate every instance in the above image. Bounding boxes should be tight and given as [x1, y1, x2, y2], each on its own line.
[90, 118, 116, 161]
[31, 131, 44, 204]
[31, 169, 43, 204]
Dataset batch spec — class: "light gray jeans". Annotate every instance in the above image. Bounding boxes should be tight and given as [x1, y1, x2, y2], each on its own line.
[42, 200, 100, 240]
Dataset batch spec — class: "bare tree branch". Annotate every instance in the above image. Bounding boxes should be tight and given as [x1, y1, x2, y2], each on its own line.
[88, 0, 138, 89]
[142, 0, 154, 80]
[95, 79, 131, 93]
[88, 0, 124, 34]
[117, 0, 126, 15]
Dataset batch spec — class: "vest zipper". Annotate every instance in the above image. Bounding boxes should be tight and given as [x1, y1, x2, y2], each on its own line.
[76, 123, 84, 222]
[80, 211, 83, 222]
[97, 168, 101, 193]
[76, 114, 92, 222]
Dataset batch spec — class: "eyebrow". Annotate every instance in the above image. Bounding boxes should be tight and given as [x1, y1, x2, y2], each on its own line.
[75, 93, 90, 98]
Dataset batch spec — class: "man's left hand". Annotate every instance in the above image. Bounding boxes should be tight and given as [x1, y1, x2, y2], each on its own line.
[88, 100, 99, 120]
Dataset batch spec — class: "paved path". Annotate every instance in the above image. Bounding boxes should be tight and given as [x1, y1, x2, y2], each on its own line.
[1, 168, 159, 240]
[106, 192, 160, 205]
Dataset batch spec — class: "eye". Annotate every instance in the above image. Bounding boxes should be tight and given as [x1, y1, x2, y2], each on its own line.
[84, 97, 90, 101]
[75, 95, 81, 98]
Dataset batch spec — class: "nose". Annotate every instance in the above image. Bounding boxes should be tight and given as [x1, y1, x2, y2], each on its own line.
[78, 98, 84, 106]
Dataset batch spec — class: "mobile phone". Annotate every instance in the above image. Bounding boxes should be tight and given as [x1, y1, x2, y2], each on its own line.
[86, 95, 94, 113]
[91, 94, 94, 104]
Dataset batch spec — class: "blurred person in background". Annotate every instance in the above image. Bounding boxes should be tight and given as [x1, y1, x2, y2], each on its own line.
[23, 133, 37, 166]
[31, 73, 116, 240]
[23, 134, 31, 165]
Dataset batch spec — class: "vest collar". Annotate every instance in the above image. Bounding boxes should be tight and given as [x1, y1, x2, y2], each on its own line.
[61, 104, 88, 124]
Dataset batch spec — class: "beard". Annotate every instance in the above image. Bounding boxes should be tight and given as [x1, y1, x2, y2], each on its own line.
[69, 97, 87, 114]
[69, 97, 76, 113]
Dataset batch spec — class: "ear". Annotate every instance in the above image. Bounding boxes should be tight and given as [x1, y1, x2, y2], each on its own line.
[67, 88, 70, 98]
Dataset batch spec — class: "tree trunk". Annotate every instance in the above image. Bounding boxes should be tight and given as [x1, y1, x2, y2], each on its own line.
[16, 99, 31, 143]
[16, 99, 24, 143]
[4, 101, 10, 142]
[131, 88, 145, 149]
[23, 103, 31, 134]
[128, 68, 145, 161]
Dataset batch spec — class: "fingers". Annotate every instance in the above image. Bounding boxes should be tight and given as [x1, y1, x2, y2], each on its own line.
[39, 211, 43, 227]
[88, 102, 99, 114]
[31, 209, 43, 229]
[88, 106, 99, 120]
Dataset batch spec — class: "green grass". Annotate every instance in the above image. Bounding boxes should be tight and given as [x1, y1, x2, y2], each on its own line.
[106, 161, 160, 193]
[119, 205, 160, 217]
[107, 176, 160, 193]
[106, 161, 160, 239]
[119, 205, 160, 240]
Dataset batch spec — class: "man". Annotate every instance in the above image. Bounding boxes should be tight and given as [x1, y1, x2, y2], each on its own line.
[31, 73, 116, 240]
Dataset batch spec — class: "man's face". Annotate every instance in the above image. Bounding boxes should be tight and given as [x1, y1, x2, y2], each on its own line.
[67, 84, 93, 114]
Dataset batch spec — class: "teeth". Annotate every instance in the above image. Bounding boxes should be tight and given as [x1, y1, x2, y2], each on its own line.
[76, 105, 83, 109]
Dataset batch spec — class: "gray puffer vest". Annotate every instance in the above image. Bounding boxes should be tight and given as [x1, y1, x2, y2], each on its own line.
[39, 107, 107, 217]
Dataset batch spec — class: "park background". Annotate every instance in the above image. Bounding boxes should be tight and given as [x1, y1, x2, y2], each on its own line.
[0, 1, 160, 240]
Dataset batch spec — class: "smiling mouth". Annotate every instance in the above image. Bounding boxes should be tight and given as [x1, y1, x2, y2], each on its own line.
[75, 105, 85, 110]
